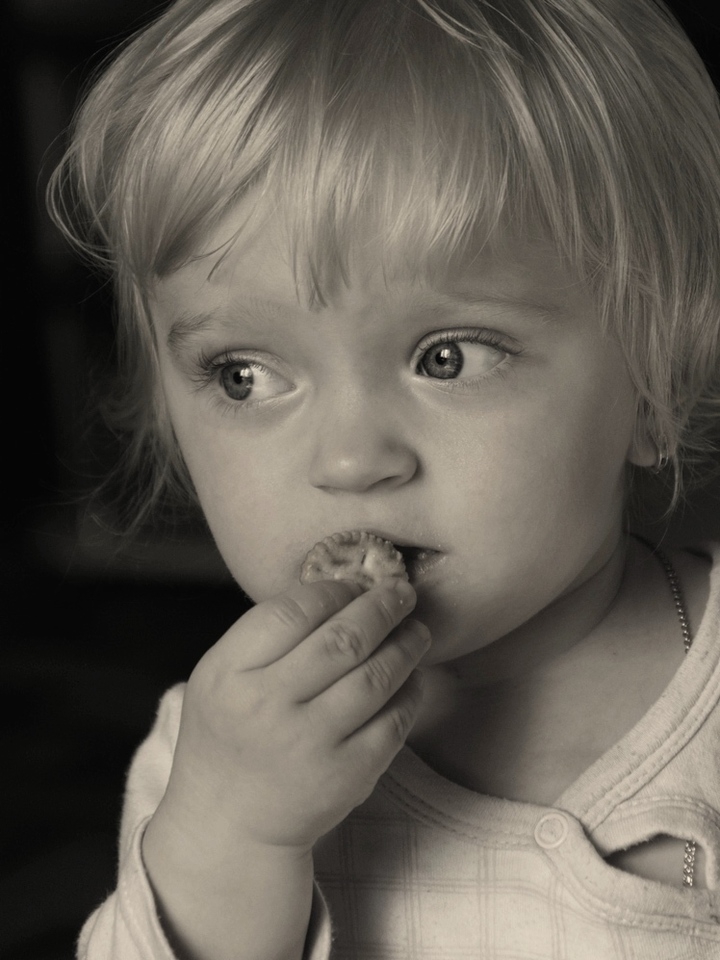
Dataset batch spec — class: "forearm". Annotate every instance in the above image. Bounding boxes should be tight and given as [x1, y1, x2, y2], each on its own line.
[142, 807, 315, 960]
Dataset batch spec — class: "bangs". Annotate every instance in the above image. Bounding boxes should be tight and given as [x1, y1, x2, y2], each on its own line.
[68, 0, 685, 302]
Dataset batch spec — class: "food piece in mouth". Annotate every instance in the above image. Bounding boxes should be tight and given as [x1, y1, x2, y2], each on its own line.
[300, 531, 408, 590]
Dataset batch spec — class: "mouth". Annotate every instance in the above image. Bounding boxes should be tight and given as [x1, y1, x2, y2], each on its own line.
[299, 529, 444, 590]
[392, 543, 443, 581]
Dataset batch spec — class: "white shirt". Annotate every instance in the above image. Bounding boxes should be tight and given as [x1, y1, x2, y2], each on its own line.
[79, 546, 720, 959]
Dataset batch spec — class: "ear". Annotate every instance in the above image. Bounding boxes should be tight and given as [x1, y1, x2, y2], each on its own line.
[627, 428, 658, 468]
[627, 401, 665, 468]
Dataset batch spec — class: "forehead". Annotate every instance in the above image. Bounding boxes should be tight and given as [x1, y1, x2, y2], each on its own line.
[151, 195, 586, 324]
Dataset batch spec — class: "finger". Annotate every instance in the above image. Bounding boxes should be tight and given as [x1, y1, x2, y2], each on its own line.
[215, 579, 365, 668]
[310, 619, 430, 739]
[340, 669, 426, 779]
[279, 579, 418, 701]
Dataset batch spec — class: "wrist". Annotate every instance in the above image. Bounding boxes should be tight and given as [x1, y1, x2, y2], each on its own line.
[142, 806, 315, 960]
[143, 797, 314, 888]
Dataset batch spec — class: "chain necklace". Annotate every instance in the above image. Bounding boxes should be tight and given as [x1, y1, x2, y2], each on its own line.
[643, 541, 696, 888]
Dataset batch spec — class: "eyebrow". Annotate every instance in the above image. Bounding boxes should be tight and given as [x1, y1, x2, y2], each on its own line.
[164, 290, 560, 360]
[166, 311, 230, 356]
[428, 291, 560, 322]
[165, 298, 287, 360]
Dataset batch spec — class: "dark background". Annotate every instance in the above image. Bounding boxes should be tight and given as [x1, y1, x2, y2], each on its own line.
[3, 2, 720, 958]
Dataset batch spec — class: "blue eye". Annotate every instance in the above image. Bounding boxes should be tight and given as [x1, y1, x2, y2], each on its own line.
[418, 342, 464, 379]
[221, 363, 254, 400]
[204, 355, 293, 404]
[416, 335, 509, 380]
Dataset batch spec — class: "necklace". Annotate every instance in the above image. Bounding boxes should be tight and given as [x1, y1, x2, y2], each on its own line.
[644, 542, 696, 888]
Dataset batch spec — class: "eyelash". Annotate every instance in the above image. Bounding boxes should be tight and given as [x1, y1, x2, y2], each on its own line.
[190, 349, 282, 416]
[413, 328, 523, 390]
[413, 328, 520, 371]
[192, 349, 261, 388]
[190, 328, 522, 413]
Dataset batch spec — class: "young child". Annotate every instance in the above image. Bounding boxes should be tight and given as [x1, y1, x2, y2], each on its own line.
[50, 0, 720, 957]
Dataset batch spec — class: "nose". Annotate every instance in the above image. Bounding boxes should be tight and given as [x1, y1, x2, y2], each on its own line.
[307, 395, 419, 494]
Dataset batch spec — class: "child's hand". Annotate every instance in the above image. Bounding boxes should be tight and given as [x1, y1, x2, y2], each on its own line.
[166, 577, 428, 850]
[142, 579, 428, 960]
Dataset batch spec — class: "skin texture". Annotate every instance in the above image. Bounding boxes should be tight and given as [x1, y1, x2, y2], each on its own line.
[142, 199, 707, 959]
[153, 209, 652, 667]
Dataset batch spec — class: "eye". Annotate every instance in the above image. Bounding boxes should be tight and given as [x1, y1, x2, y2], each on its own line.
[221, 362, 255, 400]
[220, 360, 291, 402]
[207, 356, 293, 403]
[415, 333, 510, 380]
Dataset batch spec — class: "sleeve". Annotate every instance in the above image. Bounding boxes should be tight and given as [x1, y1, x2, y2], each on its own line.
[76, 684, 333, 960]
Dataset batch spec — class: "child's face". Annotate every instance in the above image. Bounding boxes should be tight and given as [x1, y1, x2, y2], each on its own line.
[151, 202, 650, 664]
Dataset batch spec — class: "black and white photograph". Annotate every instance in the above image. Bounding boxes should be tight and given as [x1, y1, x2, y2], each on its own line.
[4, 2, 720, 958]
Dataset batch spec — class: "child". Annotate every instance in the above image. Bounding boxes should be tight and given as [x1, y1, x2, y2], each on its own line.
[50, 0, 720, 957]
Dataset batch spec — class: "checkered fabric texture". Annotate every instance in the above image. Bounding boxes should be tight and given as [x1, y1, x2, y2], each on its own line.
[80, 545, 720, 958]
[315, 750, 720, 958]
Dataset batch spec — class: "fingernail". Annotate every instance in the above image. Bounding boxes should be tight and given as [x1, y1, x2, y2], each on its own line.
[388, 578, 415, 602]
[406, 619, 431, 644]
[391, 581, 416, 609]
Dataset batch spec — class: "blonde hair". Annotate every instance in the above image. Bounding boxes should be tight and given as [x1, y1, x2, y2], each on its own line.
[49, 0, 720, 528]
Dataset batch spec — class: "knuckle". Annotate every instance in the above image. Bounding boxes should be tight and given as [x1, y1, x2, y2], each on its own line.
[387, 676, 423, 743]
[362, 654, 396, 696]
[323, 618, 367, 662]
[388, 710, 410, 746]
[387, 697, 419, 745]
[270, 596, 311, 631]
[389, 708, 413, 744]
[373, 592, 400, 631]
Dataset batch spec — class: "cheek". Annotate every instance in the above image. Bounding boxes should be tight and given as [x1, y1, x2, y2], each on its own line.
[559, 368, 638, 498]
[163, 401, 290, 594]
[199, 454, 286, 584]
[452, 364, 636, 536]
[198, 470, 291, 599]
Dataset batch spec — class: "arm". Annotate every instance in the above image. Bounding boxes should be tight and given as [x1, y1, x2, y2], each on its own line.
[133, 579, 428, 960]
[141, 817, 315, 960]
[77, 687, 329, 960]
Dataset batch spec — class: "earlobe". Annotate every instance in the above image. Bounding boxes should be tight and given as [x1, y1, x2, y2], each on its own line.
[628, 432, 669, 471]
[651, 439, 670, 473]
[628, 401, 669, 470]
[627, 432, 658, 468]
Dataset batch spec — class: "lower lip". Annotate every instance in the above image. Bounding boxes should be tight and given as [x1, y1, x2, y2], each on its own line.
[403, 549, 444, 583]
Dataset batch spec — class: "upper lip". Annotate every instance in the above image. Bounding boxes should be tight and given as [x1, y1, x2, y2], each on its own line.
[352, 527, 443, 554]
